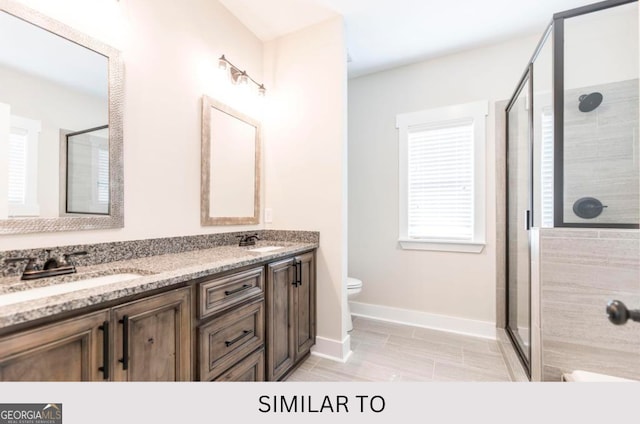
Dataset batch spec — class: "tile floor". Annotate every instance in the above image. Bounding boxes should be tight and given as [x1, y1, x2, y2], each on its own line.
[286, 316, 513, 382]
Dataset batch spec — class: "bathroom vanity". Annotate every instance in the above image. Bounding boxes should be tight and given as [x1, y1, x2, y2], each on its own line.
[0, 1, 319, 383]
[0, 231, 318, 382]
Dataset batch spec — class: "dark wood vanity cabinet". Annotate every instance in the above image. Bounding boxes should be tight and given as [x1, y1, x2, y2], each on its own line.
[0, 249, 315, 382]
[196, 267, 266, 381]
[266, 251, 316, 381]
[0, 309, 109, 381]
[0, 287, 191, 382]
[195, 251, 316, 382]
[111, 287, 191, 381]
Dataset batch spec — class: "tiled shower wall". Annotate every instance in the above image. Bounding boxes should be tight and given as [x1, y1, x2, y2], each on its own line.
[539, 228, 640, 381]
[563, 79, 639, 225]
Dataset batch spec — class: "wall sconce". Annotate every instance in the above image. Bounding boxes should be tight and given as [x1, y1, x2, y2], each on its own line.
[218, 54, 266, 96]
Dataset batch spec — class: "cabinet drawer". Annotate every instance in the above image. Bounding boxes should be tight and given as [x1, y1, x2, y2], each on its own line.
[198, 298, 264, 381]
[199, 267, 264, 319]
[214, 348, 264, 382]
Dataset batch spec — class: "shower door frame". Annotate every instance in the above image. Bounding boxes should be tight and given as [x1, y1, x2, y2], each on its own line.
[505, 64, 534, 378]
[505, 0, 640, 378]
[552, 0, 639, 229]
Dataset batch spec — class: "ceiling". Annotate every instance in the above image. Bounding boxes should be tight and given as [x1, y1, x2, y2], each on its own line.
[219, 0, 601, 78]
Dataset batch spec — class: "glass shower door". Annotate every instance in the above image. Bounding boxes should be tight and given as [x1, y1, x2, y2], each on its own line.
[506, 66, 532, 373]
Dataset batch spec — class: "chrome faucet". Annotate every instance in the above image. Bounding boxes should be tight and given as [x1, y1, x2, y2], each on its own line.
[4, 250, 87, 280]
[237, 233, 260, 247]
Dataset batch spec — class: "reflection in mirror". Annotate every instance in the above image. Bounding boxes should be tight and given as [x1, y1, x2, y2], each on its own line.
[0, 1, 123, 234]
[201, 96, 260, 226]
[66, 125, 109, 215]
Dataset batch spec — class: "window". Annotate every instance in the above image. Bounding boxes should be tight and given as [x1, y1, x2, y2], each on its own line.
[540, 107, 554, 228]
[97, 147, 109, 205]
[66, 127, 109, 214]
[8, 129, 27, 205]
[396, 101, 488, 253]
[7, 115, 41, 217]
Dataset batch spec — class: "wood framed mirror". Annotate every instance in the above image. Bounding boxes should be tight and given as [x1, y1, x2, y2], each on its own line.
[201, 95, 260, 226]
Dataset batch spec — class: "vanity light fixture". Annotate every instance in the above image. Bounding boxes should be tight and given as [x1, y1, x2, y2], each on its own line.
[218, 54, 266, 96]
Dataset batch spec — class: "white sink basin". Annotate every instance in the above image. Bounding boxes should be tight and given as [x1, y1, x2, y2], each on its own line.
[247, 246, 283, 253]
[0, 273, 144, 307]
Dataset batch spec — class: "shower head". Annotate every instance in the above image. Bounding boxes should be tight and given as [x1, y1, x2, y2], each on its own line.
[578, 92, 603, 112]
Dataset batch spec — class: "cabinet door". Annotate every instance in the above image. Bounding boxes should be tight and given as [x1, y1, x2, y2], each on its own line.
[293, 252, 316, 359]
[0, 309, 109, 381]
[266, 258, 295, 381]
[111, 287, 191, 381]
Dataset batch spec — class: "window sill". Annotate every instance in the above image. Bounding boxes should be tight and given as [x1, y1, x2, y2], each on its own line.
[398, 239, 485, 253]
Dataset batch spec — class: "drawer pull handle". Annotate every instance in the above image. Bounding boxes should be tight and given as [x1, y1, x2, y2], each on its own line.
[224, 284, 252, 296]
[98, 321, 109, 380]
[296, 260, 302, 287]
[292, 260, 302, 287]
[118, 315, 129, 370]
[225, 330, 253, 347]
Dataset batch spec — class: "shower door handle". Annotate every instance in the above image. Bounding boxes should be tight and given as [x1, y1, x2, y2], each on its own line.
[524, 210, 531, 231]
[606, 300, 640, 325]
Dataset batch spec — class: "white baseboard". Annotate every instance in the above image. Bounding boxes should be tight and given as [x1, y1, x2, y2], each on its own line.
[311, 334, 352, 363]
[349, 301, 496, 340]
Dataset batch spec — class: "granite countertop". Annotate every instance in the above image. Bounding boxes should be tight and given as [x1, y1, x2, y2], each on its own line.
[0, 240, 317, 330]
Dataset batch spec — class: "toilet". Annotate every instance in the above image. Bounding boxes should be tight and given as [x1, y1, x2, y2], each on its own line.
[345, 277, 363, 332]
[562, 370, 636, 382]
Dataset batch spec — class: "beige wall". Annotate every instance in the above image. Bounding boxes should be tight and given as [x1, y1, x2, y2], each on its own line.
[348, 34, 540, 331]
[0, 0, 265, 250]
[263, 17, 348, 354]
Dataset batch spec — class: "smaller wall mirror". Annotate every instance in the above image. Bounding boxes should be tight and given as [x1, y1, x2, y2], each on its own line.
[201, 96, 260, 225]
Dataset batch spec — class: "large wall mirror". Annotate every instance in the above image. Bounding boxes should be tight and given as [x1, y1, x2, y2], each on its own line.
[0, 0, 123, 234]
[201, 96, 260, 226]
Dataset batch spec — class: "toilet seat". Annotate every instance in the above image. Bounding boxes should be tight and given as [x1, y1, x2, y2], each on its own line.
[346, 277, 363, 332]
[347, 277, 362, 289]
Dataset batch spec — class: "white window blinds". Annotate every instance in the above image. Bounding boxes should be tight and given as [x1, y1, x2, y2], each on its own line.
[97, 147, 109, 204]
[407, 120, 474, 240]
[8, 129, 27, 205]
[540, 109, 554, 228]
[397, 100, 487, 252]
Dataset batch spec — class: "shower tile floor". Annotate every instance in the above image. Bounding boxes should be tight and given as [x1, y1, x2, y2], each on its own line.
[286, 316, 513, 382]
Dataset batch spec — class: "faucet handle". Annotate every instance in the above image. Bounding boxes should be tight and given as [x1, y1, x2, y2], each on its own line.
[62, 251, 88, 267]
[237, 234, 260, 246]
[4, 257, 39, 272]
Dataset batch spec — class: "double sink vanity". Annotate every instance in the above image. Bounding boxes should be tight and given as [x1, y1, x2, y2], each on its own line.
[0, 231, 318, 382]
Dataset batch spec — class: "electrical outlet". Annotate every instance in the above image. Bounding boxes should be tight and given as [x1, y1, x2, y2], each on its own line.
[264, 208, 273, 223]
